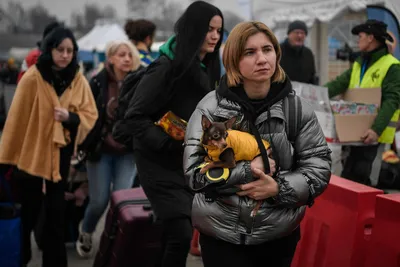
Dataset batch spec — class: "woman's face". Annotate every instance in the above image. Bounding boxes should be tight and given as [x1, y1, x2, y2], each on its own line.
[109, 44, 134, 73]
[200, 15, 223, 55]
[52, 38, 74, 69]
[239, 32, 277, 84]
[357, 32, 373, 52]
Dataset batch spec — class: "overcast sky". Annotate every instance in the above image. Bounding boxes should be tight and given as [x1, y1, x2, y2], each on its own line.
[6, 0, 246, 24]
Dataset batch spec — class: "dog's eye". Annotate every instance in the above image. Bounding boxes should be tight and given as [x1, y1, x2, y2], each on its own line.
[213, 133, 220, 139]
[224, 132, 228, 138]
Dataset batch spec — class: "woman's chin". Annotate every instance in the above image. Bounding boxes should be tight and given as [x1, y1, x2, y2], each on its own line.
[54, 63, 69, 70]
[207, 47, 216, 53]
[118, 67, 131, 73]
[252, 75, 271, 84]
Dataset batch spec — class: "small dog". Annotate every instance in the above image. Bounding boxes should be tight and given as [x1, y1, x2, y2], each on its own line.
[200, 115, 271, 217]
[200, 115, 270, 174]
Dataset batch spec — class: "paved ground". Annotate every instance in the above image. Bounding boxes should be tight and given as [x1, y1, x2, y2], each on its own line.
[28, 211, 204, 267]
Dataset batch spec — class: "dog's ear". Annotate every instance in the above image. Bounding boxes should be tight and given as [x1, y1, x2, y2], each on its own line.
[202, 115, 212, 130]
[225, 117, 236, 129]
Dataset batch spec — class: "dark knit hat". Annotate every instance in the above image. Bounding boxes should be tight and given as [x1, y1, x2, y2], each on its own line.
[287, 20, 308, 35]
[37, 21, 63, 47]
[351, 19, 394, 43]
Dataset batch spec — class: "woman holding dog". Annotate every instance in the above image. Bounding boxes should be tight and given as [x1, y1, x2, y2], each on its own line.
[120, 1, 224, 266]
[184, 21, 332, 267]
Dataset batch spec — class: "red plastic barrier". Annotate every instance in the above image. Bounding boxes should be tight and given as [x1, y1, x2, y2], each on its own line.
[190, 229, 201, 256]
[364, 194, 400, 267]
[291, 175, 383, 267]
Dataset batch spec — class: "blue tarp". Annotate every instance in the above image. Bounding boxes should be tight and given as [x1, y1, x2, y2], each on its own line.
[367, 5, 400, 59]
[78, 51, 106, 63]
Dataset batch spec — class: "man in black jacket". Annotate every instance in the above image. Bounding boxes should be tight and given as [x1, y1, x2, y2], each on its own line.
[280, 20, 317, 84]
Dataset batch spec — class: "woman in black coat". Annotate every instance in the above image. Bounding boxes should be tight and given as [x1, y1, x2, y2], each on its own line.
[121, 1, 224, 266]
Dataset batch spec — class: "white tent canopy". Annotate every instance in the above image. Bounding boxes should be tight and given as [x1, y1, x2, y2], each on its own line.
[77, 23, 128, 52]
[8, 47, 31, 62]
[77, 21, 166, 55]
[254, 0, 399, 28]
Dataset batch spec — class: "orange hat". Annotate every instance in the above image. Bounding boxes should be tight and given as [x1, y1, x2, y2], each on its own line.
[382, 150, 400, 164]
[7, 58, 15, 65]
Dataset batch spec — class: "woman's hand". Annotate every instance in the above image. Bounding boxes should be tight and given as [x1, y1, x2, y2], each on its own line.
[54, 107, 69, 122]
[361, 129, 379, 144]
[250, 153, 276, 175]
[237, 168, 279, 200]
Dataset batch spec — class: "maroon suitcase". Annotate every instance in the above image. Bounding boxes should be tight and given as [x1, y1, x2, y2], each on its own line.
[93, 188, 163, 267]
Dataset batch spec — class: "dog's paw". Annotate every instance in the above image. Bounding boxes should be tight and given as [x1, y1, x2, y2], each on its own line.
[199, 167, 207, 174]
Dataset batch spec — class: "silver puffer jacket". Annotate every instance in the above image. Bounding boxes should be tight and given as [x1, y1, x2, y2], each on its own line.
[183, 80, 331, 245]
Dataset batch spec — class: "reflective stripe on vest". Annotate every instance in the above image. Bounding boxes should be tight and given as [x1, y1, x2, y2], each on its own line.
[349, 54, 400, 144]
[139, 52, 154, 67]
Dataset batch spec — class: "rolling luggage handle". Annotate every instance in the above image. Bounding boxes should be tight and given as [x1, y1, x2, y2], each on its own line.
[109, 199, 154, 238]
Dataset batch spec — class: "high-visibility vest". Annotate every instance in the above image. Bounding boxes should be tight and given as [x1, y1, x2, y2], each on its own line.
[349, 54, 400, 144]
[139, 52, 154, 67]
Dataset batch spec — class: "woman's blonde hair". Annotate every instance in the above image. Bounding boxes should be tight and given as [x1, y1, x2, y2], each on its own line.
[222, 21, 285, 87]
[105, 40, 141, 71]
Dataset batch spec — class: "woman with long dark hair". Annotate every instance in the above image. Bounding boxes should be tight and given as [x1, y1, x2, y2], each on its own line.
[119, 1, 224, 266]
[0, 26, 98, 267]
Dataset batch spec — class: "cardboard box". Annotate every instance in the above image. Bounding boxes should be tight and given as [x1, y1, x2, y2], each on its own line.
[334, 88, 381, 143]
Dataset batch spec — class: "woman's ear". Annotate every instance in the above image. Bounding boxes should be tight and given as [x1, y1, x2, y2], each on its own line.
[367, 34, 374, 43]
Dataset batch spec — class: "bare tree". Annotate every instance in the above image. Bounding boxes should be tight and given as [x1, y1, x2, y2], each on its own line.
[127, 0, 167, 19]
[223, 11, 244, 32]
[70, 4, 117, 33]
[127, 0, 149, 17]
[152, 1, 183, 40]
[126, 0, 183, 39]
[102, 5, 117, 19]
[70, 11, 85, 32]
[27, 4, 57, 34]
[83, 4, 103, 29]
[2, 1, 29, 33]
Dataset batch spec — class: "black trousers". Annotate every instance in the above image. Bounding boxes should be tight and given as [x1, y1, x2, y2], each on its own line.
[154, 217, 193, 267]
[14, 170, 67, 267]
[341, 144, 380, 185]
[199, 228, 300, 267]
[135, 152, 193, 267]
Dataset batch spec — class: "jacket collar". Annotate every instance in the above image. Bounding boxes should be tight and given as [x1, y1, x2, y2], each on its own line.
[355, 46, 389, 66]
[214, 93, 286, 126]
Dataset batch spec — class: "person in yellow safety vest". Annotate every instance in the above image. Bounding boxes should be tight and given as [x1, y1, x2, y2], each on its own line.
[325, 19, 400, 186]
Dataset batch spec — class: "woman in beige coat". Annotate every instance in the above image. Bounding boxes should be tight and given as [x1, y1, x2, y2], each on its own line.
[0, 27, 98, 267]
